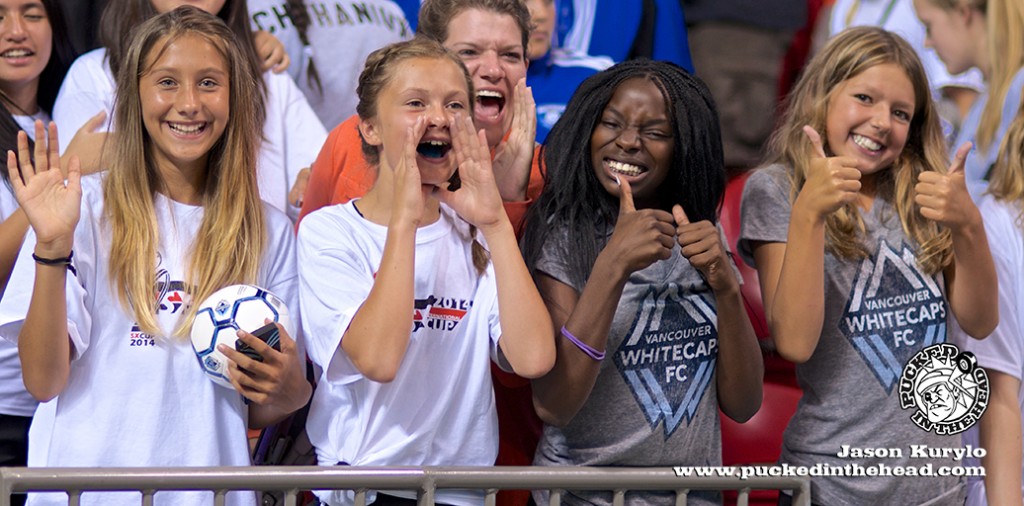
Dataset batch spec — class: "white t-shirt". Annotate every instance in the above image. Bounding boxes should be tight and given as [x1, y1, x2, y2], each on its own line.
[0, 175, 299, 506]
[248, 0, 411, 130]
[0, 113, 48, 418]
[51, 48, 327, 221]
[958, 195, 1024, 505]
[829, 0, 985, 96]
[297, 201, 503, 506]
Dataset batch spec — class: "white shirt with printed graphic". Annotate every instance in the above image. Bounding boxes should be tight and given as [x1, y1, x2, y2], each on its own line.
[0, 175, 299, 506]
[297, 201, 503, 506]
[248, 0, 411, 130]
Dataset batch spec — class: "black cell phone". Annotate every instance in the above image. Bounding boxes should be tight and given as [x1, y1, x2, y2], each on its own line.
[235, 322, 281, 362]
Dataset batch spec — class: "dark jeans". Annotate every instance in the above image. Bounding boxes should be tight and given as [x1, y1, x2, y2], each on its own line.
[0, 414, 31, 506]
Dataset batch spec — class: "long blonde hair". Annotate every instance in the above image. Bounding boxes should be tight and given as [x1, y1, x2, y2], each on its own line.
[926, 0, 1024, 151]
[768, 26, 952, 273]
[989, 101, 1024, 221]
[104, 6, 267, 337]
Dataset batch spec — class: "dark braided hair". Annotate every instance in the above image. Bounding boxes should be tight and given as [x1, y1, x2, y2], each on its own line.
[520, 59, 726, 288]
[284, 0, 322, 96]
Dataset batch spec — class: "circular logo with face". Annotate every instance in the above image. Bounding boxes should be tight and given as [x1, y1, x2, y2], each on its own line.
[898, 343, 989, 435]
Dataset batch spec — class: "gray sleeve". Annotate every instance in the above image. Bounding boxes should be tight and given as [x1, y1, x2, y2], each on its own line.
[533, 227, 585, 293]
[738, 165, 794, 266]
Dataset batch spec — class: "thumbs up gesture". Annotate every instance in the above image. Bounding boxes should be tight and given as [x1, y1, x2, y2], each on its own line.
[673, 204, 738, 292]
[603, 177, 676, 275]
[795, 126, 863, 219]
[915, 142, 976, 231]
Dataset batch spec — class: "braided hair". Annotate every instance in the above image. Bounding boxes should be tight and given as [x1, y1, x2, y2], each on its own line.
[520, 59, 725, 288]
[284, 0, 322, 96]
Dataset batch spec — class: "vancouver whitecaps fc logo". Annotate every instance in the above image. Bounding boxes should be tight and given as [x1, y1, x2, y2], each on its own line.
[899, 343, 989, 435]
[842, 240, 948, 394]
[613, 284, 718, 439]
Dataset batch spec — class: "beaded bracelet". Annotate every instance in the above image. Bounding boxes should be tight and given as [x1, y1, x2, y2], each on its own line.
[560, 326, 606, 361]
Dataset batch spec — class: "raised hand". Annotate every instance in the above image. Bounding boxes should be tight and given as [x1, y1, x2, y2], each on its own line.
[603, 177, 676, 275]
[491, 78, 536, 201]
[221, 320, 310, 413]
[915, 142, 977, 231]
[794, 125, 862, 219]
[288, 167, 310, 208]
[391, 116, 430, 227]
[253, 30, 290, 74]
[63, 110, 108, 175]
[7, 121, 81, 253]
[435, 113, 505, 231]
[672, 204, 738, 292]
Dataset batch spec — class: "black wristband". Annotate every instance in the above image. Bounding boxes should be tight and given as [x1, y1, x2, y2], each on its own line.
[32, 250, 73, 266]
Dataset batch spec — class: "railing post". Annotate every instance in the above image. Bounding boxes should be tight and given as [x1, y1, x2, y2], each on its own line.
[791, 480, 812, 506]
[0, 468, 11, 506]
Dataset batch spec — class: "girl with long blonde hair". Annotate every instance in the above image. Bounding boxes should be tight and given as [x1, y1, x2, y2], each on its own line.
[914, 0, 1024, 199]
[0, 7, 309, 506]
[741, 26, 997, 504]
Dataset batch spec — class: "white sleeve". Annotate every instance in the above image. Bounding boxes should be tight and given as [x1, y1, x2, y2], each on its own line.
[296, 209, 374, 384]
[0, 227, 34, 342]
[0, 205, 97, 362]
[52, 51, 115, 153]
[265, 72, 327, 221]
[960, 199, 1024, 380]
[477, 264, 508, 371]
[257, 205, 302, 354]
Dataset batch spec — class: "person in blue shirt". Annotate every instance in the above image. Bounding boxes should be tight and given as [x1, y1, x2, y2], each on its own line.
[526, 0, 612, 142]
[556, 0, 694, 71]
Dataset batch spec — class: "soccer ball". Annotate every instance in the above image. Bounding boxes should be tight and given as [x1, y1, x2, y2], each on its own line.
[190, 284, 293, 389]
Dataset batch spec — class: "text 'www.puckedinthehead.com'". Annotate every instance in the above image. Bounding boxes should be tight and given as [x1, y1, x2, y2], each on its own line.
[674, 463, 986, 481]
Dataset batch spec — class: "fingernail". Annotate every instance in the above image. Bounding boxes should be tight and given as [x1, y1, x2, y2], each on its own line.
[613, 174, 620, 186]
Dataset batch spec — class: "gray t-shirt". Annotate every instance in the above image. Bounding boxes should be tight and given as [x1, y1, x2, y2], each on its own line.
[739, 164, 964, 506]
[532, 225, 723, 506]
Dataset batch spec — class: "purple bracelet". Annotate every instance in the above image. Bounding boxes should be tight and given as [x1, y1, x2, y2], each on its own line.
[560, 326, 606, 361]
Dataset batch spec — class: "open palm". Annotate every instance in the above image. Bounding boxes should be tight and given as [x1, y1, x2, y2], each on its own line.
[437, 114, 504, 229]
[7, 121, 81, 246]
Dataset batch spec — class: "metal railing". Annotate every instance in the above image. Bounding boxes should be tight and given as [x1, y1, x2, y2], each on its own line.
[0, 466, 811, 506]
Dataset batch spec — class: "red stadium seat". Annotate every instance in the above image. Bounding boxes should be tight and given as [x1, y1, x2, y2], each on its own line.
[720, 382, 803, 505]
[719, 171, 796, 387]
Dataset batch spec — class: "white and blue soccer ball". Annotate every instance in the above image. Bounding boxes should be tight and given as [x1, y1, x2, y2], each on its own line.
[190, 284, 293, 389]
